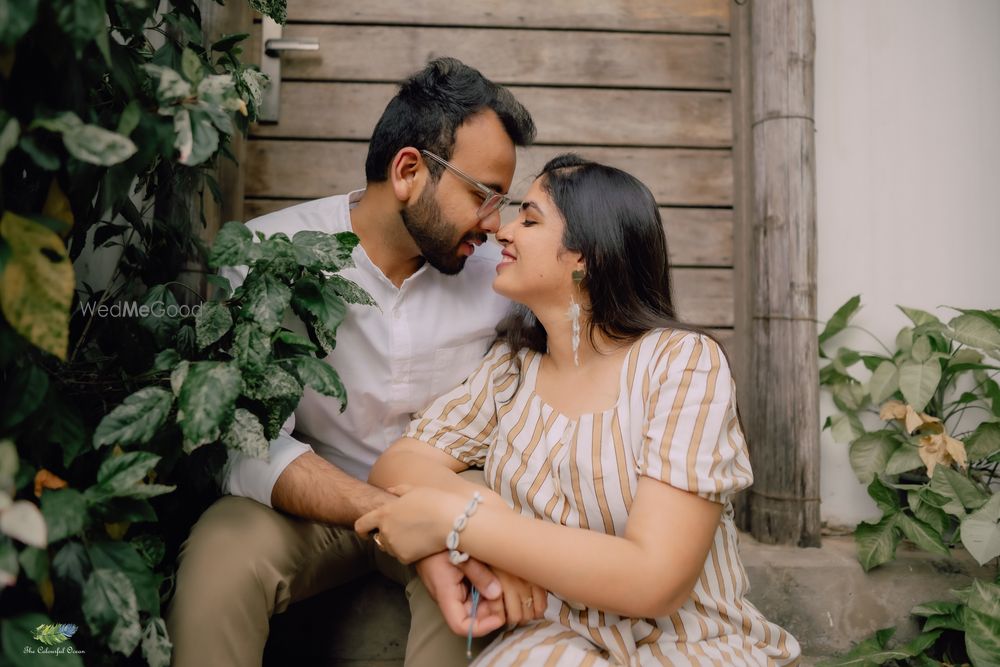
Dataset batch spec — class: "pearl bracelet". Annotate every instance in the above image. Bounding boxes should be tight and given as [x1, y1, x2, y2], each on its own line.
[446, 491, 483, 565]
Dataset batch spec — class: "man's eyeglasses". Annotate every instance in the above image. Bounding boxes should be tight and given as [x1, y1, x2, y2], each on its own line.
[420, 150, 511, 221]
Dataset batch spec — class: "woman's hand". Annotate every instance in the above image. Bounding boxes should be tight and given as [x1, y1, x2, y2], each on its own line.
[355, 485, 464, 564]
[485, 566, 548, 627]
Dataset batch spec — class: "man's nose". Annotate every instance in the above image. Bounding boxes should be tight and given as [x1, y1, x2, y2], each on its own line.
[477, 209, 502, 235]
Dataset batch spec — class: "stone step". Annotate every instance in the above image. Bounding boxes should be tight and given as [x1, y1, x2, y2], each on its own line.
[263, 533, 991, 665]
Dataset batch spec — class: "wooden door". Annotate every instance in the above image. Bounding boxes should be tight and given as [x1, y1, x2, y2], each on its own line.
[243, 0, 735, 342]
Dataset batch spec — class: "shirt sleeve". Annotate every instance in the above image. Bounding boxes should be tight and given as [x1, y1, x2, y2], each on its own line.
[221, 412, 313, 508]
[404, 342, 515, 467]
[638, 332, 753, 504]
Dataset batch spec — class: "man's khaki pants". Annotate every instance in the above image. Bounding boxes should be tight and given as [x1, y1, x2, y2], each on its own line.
[165, 482, 493, 666]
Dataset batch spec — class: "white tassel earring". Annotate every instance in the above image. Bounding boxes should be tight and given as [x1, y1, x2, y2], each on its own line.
[568, 269, 585, 366]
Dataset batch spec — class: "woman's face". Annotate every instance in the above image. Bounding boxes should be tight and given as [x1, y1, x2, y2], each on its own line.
[493, 176, 583, 308]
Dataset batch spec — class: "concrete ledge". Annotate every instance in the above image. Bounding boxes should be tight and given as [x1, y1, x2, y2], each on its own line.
[263, 533, 992, 665]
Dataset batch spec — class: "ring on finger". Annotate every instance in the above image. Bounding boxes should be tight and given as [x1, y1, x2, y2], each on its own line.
[522, 598, 534, 609]
[372, 532, 386, 551]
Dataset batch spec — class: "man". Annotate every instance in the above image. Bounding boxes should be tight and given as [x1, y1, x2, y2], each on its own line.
[165, 58, 540, 666]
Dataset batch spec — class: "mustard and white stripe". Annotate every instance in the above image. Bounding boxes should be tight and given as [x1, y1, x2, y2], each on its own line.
[406, 329, 801, 666]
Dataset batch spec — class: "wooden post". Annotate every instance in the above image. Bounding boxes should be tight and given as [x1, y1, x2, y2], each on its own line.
[177, 0, 250, 301]
[735, 0, 821, 546]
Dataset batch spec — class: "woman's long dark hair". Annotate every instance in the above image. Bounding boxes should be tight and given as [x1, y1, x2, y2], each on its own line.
[496, 153, 720, 358]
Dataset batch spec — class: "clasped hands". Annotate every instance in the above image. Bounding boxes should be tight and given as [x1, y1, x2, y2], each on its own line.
[355, 485, 546, 636]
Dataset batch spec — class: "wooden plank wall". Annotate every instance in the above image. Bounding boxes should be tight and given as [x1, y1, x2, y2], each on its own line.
[243, 0, 734, 341]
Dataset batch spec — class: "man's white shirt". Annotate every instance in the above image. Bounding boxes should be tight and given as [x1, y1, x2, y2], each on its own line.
[220, 190, 510, 506]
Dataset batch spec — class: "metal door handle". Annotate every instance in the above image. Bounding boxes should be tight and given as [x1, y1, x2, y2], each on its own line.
[259, 18, 318, 123]
[264, 38, 319, 56]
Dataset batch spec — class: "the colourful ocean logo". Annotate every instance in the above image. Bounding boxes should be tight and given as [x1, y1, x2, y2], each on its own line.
[31, 623, 78, 646]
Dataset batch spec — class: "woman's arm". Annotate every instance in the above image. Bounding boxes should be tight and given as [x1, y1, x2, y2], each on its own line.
[368, 437, 507, 508]
[357, 475, 722, 619]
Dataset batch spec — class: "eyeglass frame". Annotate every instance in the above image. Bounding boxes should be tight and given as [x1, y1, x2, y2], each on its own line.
[420, 149, 511, 221]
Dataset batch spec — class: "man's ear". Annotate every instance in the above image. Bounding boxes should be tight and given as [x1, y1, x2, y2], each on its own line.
[390, 147, 425, 204]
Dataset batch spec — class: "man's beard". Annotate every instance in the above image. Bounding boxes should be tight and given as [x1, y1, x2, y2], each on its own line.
[401, 186, 485, 275]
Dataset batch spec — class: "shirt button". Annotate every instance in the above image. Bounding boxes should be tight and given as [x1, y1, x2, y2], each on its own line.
[393, 310, 401, 320]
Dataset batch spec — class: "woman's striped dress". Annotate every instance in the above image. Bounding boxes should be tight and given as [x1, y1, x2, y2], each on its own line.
[405, 329, 801, 666]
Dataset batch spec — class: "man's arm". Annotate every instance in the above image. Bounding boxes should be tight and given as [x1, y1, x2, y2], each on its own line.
[271, 451, 393, 524]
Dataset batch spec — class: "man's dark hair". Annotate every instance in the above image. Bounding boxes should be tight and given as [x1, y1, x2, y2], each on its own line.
[364, 57, 536, 183]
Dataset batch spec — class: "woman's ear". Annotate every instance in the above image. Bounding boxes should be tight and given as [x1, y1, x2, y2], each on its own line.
[390, 147, 424, 204]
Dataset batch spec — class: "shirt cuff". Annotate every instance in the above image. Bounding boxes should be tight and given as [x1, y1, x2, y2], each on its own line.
[223, 430, 312, 508]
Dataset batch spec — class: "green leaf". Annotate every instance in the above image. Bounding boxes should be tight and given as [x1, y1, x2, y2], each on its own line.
[912, 600, 960, 617]
[211, 32, 250, 52]
[153, 348, 181, 372]
[273, 330, 318, 355]
[142, 64, 191, 105]
[208, 221, 253, 269]
[898, 360, 942, 412]
[850, 434, 898, 484]
[142, 618, 172, 667]
[243, 365, 302, 439]
[896, 327, 914, 354]
[91, 451, 174, 501]
[223, 408, 269, 460]
[833, 381, 868, 412]
[897, 513, 950, 557]
[911, 336, 932, 363]
[948, 313, 1000, 352]
[817, 627, 907, 666]
[176, 361, 242, 451]
[18, 546, 47, 584]
[930, 467, 989, 516]
[181, 47, 203, 85]
[913, 501, 950, 537]
[886, 444, 924, 475]
[819, 295, 861, 346]
[964, 580, 1000, 666]
[231, 321, 271, 373]
[138, 285, 181, 347]
[180, 109, 219, 166]
[0, 212, 74, 359]
[240, 272, 292, 335]
[88, 540, 161, 615]
[899, 306, 942, 328]
[288, 357, 346, 409]
[0, 361, 49, 430]
[868, 361, 899, 404]
[0, 0, 39, 47]
[830, 412, 864, 444]
[855, 514, 901, 571]
[93, 387, 174, 448]
[40, 489, 86, 543]
[960, 494, 1000, 566]
[327, 274, 376, 306]
[194, 300, 233, 348]
[291, 230, 356, 271]
[82, 569, 141, 655]
[248, 0, 288, 24]
[0, 114, 20, 167]
[292, 277, 347, 334]
[966, 423, 1000, 462]
[52, 541, 89, 588]
[53, 0, 105, 56]
[867, 477, 901, 514]
[63, 123, 138, 166]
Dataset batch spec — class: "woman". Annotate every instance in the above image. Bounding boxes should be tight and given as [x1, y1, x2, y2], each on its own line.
[357, 154, 801, 666]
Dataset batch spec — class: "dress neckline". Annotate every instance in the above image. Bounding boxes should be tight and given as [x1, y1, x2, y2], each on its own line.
[525, 335, 643, 422]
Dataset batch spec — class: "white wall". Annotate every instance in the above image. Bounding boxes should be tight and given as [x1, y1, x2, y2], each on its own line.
[814, 0, 1000, 527]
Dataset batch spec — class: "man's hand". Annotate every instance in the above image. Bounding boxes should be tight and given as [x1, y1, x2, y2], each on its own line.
[415, 552, 506, 636]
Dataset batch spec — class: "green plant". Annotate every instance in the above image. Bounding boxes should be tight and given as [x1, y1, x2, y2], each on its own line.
[0, 1, 380, 665]
[818, 297, 1000, 666]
